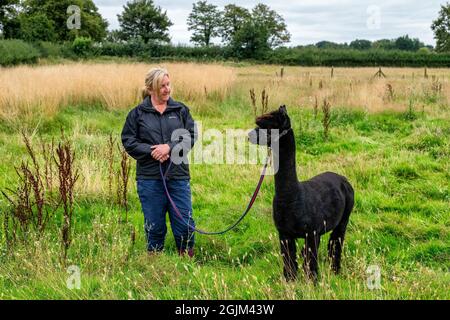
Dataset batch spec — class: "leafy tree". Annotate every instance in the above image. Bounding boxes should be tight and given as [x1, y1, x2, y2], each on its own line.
[372, 39, 395, 50]
[219, 4, 250, 44]
[19, 11, 57, 41]
[315, 41, 347, 49]
[227, 3, 290, 58]
[394, 35, 424, 51]
[187, 0, 221, 46]
[105, 29, 123, 43]
[431, 2, 450, 52]
[251, 3, 290, 48]
[231, 19, 270, 58]
[19, 0, 108, 42]
[117, 0, 172, 43]
[349, 39, 372, 50]
[0, 0, 20, 38]
[75, 0, 109, 41]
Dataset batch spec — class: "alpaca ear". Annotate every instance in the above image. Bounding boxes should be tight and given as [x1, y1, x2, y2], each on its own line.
[279, 105, 287, 114]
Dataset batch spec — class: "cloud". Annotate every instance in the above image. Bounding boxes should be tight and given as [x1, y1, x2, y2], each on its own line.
[95, 0, 445, 46]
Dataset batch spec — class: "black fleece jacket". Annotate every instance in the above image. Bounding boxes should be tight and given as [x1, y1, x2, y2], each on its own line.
[121, 96, 197, 180]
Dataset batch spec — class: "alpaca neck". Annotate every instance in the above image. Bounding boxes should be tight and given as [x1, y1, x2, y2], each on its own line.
[273, 129, 298, 199]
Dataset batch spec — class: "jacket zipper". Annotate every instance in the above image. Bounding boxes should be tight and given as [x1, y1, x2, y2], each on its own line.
[158, 112, 170, 180]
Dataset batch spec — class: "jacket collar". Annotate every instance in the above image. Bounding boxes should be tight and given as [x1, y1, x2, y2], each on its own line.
[140, 96, 182, 113]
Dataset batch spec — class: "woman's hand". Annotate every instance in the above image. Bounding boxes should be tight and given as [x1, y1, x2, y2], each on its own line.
[151, 144, 170, 162]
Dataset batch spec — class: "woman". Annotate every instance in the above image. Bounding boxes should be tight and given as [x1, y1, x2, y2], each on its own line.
[121, 67, 197, 257]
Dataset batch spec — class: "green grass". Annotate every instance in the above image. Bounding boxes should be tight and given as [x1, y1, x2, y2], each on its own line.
[0, 80, 449, 300]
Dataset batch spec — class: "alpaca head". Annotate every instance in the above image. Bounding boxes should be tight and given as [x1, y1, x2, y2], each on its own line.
[248, 105, 291, 146]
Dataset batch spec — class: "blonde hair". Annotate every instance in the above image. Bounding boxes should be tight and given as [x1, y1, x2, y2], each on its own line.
[142, 67, 170, 99]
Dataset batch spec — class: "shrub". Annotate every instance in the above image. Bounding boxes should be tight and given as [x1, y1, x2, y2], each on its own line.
[418, 47, 431, 54]
[266, 47, 450, 67]
[71, 37, 93, 57]
[34, 41, 64, 58]
[0, 39, 41, 66]
[3, 39, 450, 67]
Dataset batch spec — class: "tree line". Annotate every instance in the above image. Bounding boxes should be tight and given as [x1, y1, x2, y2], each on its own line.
[1, 0, 450, 64]
[106, 0, 292, 59]
[310, 36, 432, 53]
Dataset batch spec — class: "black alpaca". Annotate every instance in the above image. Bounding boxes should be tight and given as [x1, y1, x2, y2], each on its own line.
[248, 106, 354, 282]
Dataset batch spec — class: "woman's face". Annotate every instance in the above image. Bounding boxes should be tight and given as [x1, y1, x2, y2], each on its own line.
[153, 75, 171, 103]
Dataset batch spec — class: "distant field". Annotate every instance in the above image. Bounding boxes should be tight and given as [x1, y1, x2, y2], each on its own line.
[0, 62, 448, 299]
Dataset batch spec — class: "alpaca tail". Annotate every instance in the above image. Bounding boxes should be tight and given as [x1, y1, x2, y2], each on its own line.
[343, 178, 355, 219]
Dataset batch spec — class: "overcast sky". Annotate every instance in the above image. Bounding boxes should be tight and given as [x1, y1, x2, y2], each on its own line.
[94, 0, 447, 46]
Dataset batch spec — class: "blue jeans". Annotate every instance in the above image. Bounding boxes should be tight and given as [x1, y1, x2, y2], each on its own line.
[137, 179, 195, 252]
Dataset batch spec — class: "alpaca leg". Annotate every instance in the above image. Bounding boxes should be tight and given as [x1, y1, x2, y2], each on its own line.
[329, 181, 354, 274]
[328, 235, 343, 274]
[328, 219, 349, 274]
[280, 237, 298, 281]
[303, 233, 320, 283]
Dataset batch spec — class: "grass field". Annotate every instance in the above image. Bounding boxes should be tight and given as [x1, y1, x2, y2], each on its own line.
[0, 62, 449, 299]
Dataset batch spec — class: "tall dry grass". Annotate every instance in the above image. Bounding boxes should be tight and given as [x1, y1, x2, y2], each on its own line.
[235, 66, 450, 114]
[0, 62, 236, 120]
[1, 63, 448, 120]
